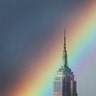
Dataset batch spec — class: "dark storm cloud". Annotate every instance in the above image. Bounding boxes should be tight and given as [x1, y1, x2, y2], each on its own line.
[0, 0, 86, 95]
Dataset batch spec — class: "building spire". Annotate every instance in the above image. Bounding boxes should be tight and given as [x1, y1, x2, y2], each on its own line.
[63, 28, 68, 68]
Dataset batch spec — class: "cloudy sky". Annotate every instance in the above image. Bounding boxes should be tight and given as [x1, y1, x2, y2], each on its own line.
[0, 0, 96, 96]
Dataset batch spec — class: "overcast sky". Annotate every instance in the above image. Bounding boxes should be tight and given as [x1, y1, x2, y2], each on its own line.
[0, 0, 95, 96]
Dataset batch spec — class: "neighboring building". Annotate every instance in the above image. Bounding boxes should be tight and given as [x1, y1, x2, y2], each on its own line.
[52, 29, 78, 96]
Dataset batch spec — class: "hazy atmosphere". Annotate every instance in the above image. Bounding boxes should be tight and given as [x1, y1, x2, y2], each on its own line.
[0, 0, 96, 96]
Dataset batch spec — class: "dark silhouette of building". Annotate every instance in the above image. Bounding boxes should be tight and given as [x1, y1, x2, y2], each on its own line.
[52, 29, 78, 96]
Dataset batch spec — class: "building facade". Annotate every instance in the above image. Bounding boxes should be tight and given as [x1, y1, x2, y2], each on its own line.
[52, 29, 78, 96]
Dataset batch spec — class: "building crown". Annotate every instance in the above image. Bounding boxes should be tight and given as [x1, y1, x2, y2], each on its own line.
[62, 28, 68, 68]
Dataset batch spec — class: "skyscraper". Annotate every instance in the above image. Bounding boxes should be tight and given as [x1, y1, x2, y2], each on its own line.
[52, 29, 78, 96]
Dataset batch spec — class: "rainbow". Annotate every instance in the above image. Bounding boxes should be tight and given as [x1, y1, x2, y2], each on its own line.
[6, 1, 96, 96]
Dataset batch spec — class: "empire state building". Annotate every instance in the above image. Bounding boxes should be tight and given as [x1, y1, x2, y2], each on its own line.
[52, 29, 78, 96]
